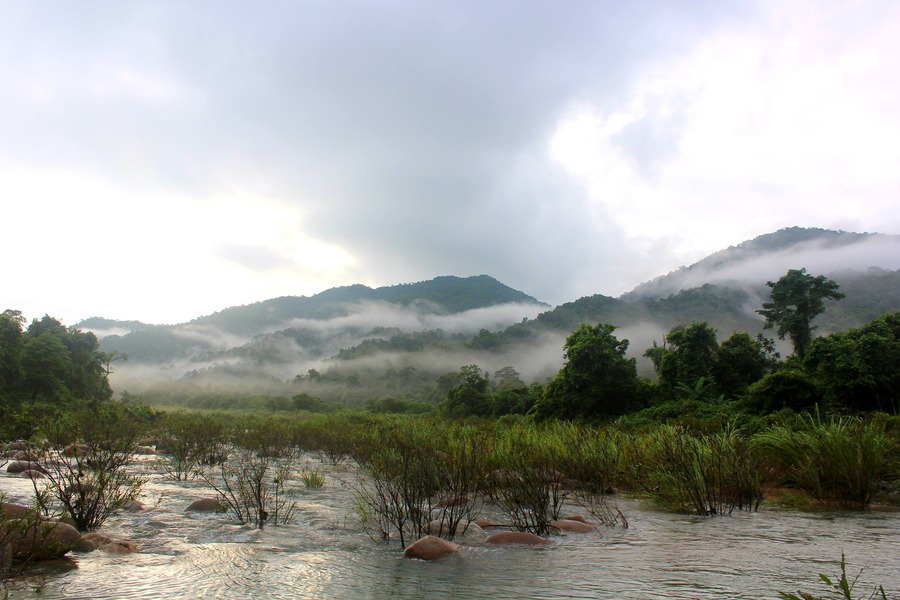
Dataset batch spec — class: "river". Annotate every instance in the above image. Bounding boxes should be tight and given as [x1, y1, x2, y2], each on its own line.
[3, 457, 898, 599]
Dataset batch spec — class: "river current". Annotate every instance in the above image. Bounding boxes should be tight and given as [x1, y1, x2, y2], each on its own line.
[3, 457, 898, 599]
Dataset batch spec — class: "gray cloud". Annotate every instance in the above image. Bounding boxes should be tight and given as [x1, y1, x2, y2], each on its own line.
[2, 1, 897, 325]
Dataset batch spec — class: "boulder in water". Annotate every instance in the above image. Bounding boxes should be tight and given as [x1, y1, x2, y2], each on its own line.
[551, 519, 596, 533]
[403, 535, 459, 561]
[10, 520, 82, 561]
[186, 498, 221, 512]
[484, 531, 551, 546]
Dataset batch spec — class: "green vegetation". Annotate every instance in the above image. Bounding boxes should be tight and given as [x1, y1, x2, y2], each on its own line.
[758, 268, 845, 358]
[780, 552, 891, 600]
[531, 323, 640, 420]
[0, 311, 115, 440]
[2, 264, 899, 576]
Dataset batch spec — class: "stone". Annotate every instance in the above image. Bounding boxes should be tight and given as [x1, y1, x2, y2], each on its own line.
[80, 533, 137, 554]
[11, 520, 82, 561]
[16, 469, 46, 480]
[13, 450, 39, 462]
[123, 499, 145, 512]
[484, 531, 551, 546]
[403, 535, 459, 561]
[62, 444, 90, 458]
[0, 503, 32, 520]
[474, 519, 507, 528]
[561, 514, 589, 523]
[426, 519, 486, 544]
[101, 539, 138, 554]
[186, 498, 221, 512]
[551, 519, 596, 533]
[6, 461, 46, 475]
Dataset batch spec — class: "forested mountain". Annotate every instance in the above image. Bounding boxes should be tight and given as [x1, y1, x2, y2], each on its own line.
[88, 275, 547, 364]
[81, 227, 900, 407]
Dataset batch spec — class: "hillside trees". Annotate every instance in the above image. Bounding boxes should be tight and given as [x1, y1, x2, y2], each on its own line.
[442, 365, 490, 417]
[803, 311, 900, 413]
[531, 323, 640, 420]
[757, 268, 845, 358]
[0, 311, 113, 438]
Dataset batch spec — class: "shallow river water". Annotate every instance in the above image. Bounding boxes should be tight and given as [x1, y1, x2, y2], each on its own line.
[3, 457, 899, 599]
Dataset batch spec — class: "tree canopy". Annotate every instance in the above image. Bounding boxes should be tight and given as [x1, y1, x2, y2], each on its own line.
[757, 268, 845, 358]
[531, 323, 639, 420]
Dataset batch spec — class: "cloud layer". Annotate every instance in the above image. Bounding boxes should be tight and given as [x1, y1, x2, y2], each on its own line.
[2, 1, 898, 324]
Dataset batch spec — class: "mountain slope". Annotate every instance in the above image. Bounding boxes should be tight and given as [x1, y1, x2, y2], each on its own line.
[96, 275, 546, 363]
[624, 227, 900, 300]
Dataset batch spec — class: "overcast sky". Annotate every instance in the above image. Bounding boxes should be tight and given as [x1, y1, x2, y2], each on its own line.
[2, 0, 898, 325]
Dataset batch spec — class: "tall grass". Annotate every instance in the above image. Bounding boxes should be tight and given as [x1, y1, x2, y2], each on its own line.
[755, 412, 891, 508]
[488, 424, 566, 535]
[646, 424, 764, 515]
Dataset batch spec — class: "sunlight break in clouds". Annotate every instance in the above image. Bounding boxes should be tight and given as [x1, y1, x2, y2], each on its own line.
[0, 163, 357, 324]
[550, 0, 900, 270]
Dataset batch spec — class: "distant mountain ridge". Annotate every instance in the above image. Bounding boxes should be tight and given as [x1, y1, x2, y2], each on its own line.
[85, 227, 900, 396]
[77, 275, 544, 334]
[190, 274, 546, 336]
[88, 275, 548, 364]
[623, 227, 900, 300]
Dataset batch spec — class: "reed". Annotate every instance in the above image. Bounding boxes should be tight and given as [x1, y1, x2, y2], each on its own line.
[755, 412, 890, 507]
[647, 424, 764, 515]
[486, 422, 569, 535]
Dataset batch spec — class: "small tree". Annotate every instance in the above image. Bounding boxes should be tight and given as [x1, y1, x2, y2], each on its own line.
[36, 403, 148, 531]
[757, 268, 844, 359]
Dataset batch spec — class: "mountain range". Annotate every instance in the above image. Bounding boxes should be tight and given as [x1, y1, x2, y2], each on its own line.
[80, 227, 900, 400]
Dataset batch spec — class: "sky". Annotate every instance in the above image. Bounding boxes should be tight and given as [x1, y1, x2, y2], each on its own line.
[2, 0, 899, 325]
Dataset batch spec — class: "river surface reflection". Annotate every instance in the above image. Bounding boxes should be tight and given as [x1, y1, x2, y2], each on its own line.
[3, 458, 898, 599]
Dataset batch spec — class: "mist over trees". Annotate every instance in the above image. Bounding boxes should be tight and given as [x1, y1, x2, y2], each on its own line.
[3, 228, 889, 425]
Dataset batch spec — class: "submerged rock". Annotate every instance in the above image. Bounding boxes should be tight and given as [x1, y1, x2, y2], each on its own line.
[551, 519, 596, 533]
[426, 520, 486, 544]
[101, 539, 138, 554]
[6, 461, 46, 475]
[186, 498, 221, 512]
[561, 514, 589, 524]
[10, 520, 82, 561]
[403, 535, 459, 561]
[80, 533, 137, 554]
[0, 502, 32, 520]
[484, 531, 551, 546]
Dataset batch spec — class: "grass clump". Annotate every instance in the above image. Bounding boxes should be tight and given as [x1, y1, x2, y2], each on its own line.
[646, 424, 764, 515]
[755, 412, 892, 508]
